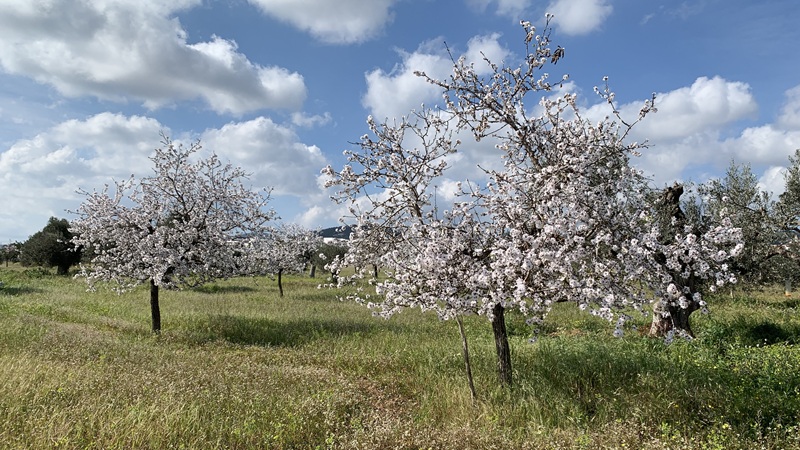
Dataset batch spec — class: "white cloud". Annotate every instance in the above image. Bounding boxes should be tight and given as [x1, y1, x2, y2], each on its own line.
[726, 125, 800, 167]
[200, 117, 329, 197]
[0, 0, 306, 114]
[547, 0, 612, 36]
[362, 34, 510, 121]
[778, 85, 800, 130]
[581, 77, 800, 191]
[291, 112, 333, 128]
[584, 77, 758, 143]
[0, 113, 166, 242]
[296, 205, 326, 228]
[0, 113, 333, 241]
[0, 112, 162, 186]
[362, 46, 450, 121]
[617, 76, 758, 142]
[758, 165, 787, 197]
[463, 33, 510, 71]
[247, 0, 397, 44]
[633, 133, 720, 186]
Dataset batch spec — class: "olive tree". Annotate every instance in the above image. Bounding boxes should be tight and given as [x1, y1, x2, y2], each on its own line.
[699, 162, 792, 288]
[309, 240, 347, 278]
[71, 136, 274, 333]
[1, 243, 21, 267]
[776, 149, 800, 287]
[20, 217, 82, 275]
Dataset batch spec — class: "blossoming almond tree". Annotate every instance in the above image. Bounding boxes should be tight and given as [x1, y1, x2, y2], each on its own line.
[71, 136, 274, 333]
[252, 223, 322, 297]
[324, 17, 743, 387]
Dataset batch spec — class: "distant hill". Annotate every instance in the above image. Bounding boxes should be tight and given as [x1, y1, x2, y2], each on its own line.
[317, 225, 352, 240]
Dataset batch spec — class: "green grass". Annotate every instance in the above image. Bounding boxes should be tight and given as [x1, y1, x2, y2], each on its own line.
[1, 266, 799, 449]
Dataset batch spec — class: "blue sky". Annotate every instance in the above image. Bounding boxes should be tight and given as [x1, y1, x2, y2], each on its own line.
[1, 0, 799, 243]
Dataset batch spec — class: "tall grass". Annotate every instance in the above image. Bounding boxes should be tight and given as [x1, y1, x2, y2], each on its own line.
[0, 265, 798, 449]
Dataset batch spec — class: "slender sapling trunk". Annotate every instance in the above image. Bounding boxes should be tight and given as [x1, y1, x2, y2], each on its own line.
[456, 315, 477, 403]
[278, 268, 284, 297]
[150, 279, 161, 334]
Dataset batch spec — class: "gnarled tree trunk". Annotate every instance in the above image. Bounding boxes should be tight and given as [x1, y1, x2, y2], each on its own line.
[649, 183, 701, 338]
[649, 300, 700, 338]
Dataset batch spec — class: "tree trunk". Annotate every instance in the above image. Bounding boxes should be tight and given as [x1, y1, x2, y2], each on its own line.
[372, 263, 378, 278]
[309, 264, 316, 278]
[278, 268, 284, 297]
[150, 279, 161, 334]
[456, 315, 477, 403]
[651, 184, 701, 339]
[649, 300, 699, 338]
[491, 303, 512, 387]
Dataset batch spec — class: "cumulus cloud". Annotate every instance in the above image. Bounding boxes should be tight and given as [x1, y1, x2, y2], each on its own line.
[360, 33, 513, 196]
[362, 47, 451, 121]
[247, 0, 397, 44]
[726, 125, 800, 167]
[0, 113, 331, 241]
[0, 113, 163, 187]
[778, 85, 800, 130]
[602, 76, 758, 142]
[362, 34, 510, 121]
[578, 76, 758, 184]
[200, 117, 329, 197]
[291, 112, 333, 128]
[0, 113, 166, 241]
[758, 165, 787, 197]
[0, 0, 306, 114]
[547, 0, 612, 36]
[295, 205, 327, 228]
[582, 77, 800, 191]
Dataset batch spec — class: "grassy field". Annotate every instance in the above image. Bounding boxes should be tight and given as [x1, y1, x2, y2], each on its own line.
[1, 265, 799, 449]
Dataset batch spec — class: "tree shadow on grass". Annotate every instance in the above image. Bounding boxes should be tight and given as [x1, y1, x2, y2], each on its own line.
[192, 284, 257, 294]
[0, 286, 44, 296]
[740, 321, 800, 345]
[773, 297, 800, 309]
[521, 337, 799, 434]
[701, 316, 800, 347]
[189, 314, 396, 347]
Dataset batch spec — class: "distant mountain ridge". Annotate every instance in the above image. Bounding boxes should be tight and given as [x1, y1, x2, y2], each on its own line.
[317, 225, 352, 240]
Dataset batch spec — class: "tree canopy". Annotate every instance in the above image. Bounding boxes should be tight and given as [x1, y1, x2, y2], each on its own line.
[20, 217, 81, 275]
[71, 136, 274, 332]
